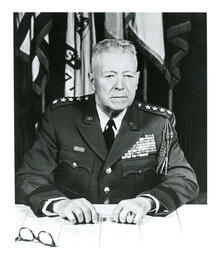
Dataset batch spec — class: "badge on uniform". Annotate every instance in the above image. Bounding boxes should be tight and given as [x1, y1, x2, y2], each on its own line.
[122, 134, 157, 159]
[73, 146, 85, 153]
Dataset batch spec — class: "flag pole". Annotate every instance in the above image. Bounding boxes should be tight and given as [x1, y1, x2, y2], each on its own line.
[41, 91, 45, 113]
[143, 59, 147, 103]
[168, 88, 173, 111]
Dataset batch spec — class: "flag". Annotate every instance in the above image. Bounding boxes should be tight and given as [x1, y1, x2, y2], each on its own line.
[15, 12, 52, 96]
[125, 13, 165, 71]
[163, 17, 191, 89]
[104, 13, 124, 39]
[104, 13, 191, 90]
[64, 13, 96, 97]
[105, 13, 165, 69]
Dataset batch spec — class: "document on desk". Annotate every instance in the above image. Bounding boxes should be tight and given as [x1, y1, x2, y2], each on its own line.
[176, 205, 212, 249]
[93, 204, 141, 248]
[58, 204, 117, 247]
[15, 204, 29, 233]
[15, 204, 183, 249]
[95, 204, 116, 220]
[140, 211, 182, 249]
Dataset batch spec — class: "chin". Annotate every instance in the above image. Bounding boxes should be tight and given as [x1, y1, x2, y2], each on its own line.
[110, 104, 128, 112]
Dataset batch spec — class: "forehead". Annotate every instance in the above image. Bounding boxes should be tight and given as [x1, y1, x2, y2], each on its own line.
[93, 51, 137, 72]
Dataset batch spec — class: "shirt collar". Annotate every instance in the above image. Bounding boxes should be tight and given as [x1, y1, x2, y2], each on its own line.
[96, 104, 127, 134]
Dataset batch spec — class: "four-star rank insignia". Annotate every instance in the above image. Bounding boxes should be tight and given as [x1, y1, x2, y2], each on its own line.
[52, 95, 90, 106]
[136, 101, 173, 119]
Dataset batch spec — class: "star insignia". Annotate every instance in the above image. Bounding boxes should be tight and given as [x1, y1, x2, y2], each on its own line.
[53, 99, 58, 104]
[61, 98, 66, 102]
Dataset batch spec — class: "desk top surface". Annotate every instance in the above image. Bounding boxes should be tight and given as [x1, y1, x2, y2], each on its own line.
[14, 204, 214, 255]
[15, 204, 181, 248]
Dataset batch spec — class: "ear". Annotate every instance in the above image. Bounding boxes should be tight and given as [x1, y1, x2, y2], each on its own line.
[135, 71, 140, 89]
[136, 71, 140, 84]
[88, 72, 95, 91]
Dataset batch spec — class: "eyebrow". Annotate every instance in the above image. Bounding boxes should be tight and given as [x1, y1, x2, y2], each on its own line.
[103, 71, 117, 74]
[103, 71, 135, 74]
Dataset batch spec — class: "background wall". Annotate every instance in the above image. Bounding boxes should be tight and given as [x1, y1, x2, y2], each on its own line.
[14, 13, 207, 202]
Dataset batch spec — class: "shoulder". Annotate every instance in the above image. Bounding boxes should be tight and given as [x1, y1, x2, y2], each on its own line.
[133, 100, 175, 124]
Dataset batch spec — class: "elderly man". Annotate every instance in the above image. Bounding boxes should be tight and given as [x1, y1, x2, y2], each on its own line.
[16, 39, 199, 224]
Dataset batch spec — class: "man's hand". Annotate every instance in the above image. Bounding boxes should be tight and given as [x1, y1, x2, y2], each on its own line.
[113, 197, 154, 224]
[53, 198, 99, 224]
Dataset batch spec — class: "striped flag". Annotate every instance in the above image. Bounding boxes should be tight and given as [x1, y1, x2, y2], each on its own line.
[125, 13, 165, 71]
[105, 13, 165, 69]
[104, 13, 124, 39]
[15, 12, 52, 96]
[64, 13, 96, 97]
[104, 13, 191, 91]
[164, 18, 191, 89]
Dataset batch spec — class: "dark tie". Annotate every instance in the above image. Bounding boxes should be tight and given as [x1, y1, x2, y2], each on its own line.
[103, 118, 116, 151]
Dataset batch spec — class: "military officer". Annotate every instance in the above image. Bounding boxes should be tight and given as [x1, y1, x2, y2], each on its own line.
[16, 39, 199, 224]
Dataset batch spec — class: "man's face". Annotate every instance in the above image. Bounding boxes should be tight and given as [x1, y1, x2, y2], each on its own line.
[89, 51, 140, 116]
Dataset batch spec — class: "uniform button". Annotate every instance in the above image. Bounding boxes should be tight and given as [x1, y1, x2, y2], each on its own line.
[104, 187, 110, 193]
[104, 198, 110, 204]
[105, 168, 112, 174]
[138, 170, 142, 174]
[72, 162, 78, 168]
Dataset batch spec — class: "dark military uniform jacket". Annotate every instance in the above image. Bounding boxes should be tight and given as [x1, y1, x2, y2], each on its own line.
[16, 94, 199, 216]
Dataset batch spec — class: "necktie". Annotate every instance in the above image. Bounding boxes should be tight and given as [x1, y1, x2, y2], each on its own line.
[103, 119, 116, 151]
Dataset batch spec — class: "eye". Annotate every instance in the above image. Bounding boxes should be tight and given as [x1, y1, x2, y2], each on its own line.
[105, 74, 115, 78]
[124, 74, 134, 78]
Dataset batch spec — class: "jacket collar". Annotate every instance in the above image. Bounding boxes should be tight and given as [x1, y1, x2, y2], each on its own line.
[77, 96, 143, 165]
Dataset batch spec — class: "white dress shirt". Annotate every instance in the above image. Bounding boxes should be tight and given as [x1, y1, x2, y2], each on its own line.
[96, 105, 127, 136]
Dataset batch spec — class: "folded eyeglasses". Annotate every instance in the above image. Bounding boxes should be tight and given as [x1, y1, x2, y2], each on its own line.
[15, 227, 57, 247]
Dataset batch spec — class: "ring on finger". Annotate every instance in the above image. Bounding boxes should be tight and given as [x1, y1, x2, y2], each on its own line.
[126, 211, 136, 223]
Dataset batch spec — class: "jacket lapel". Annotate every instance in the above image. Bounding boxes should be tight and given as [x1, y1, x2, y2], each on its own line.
[103, 105, 144, 170]
[77, 97, 108, 161]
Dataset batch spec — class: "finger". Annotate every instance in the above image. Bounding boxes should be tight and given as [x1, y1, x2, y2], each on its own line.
[81, 199, 98, 223]
[77, 203, 92, 224]
[65, 211, 77, 224]
[133, 211, 144, 224]
[118, 207, 130, 223]
[113, 204, 123, 223]
[73, 207, 84, 223]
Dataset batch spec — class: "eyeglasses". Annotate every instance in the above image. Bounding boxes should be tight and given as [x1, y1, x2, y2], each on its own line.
[15, 227, 57, 247]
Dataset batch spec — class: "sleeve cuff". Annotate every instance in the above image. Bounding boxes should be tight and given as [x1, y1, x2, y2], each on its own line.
[42, 197, 68, 216]
[137, 193, 160, 214]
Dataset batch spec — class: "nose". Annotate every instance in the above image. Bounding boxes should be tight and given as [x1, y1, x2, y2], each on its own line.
[114, 76, 124, 90]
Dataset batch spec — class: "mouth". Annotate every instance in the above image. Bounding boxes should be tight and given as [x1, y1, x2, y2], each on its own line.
[110, 96, 127, 99]
[110, 96, 128, 104]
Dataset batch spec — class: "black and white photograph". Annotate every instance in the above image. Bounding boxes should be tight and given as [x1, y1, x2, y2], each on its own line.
[1, 1, 218, 255]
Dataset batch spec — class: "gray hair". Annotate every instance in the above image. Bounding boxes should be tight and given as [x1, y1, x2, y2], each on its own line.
[92, 39, 137, 68]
